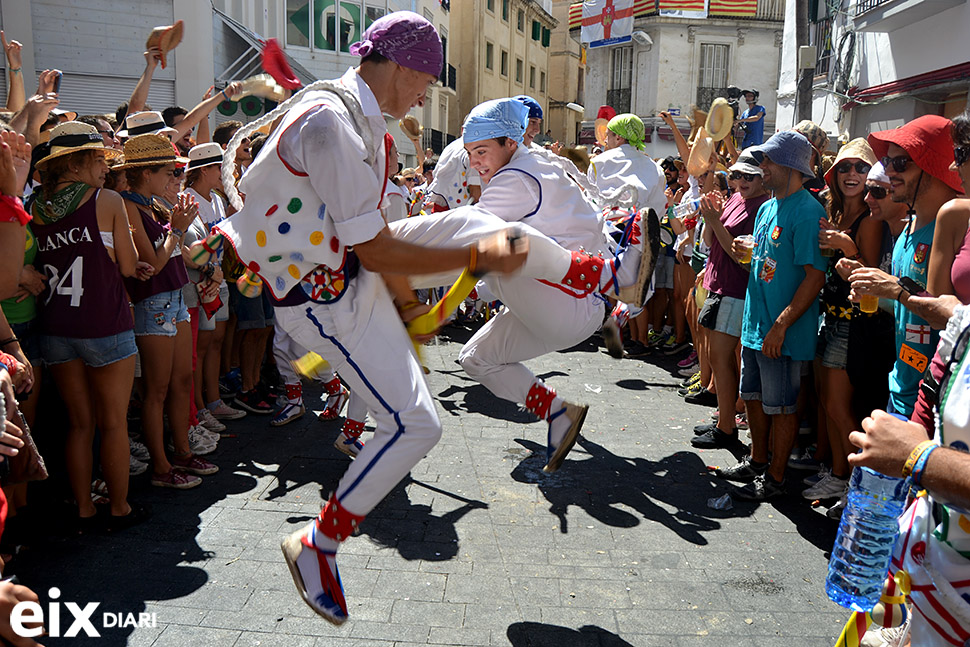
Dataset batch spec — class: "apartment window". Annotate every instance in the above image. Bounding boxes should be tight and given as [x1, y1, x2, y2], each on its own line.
[517, 9, 524, 31]
[529, 65, 536, 89]
[502, 0, 509, 21]
[608, 45, 633, 113]
[696, 43, 730, 109]
[286, 0, 373, 53]
[486, 0, 494, 12]
[540, 71, 546, 94]
[485, 42, 494, 70]
[532, 20, 541, 41]
[501, 49, 509, 77]
[516, 58, 523, 84]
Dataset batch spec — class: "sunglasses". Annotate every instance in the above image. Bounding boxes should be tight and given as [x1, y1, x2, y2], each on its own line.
[865, 184, 889, 199]
[835, 160, 872, 175]
[955, 145, 970, 168]
[729, 171, 759, 182]
[164, 167, 184, 178]
[881, 155, 913, 173]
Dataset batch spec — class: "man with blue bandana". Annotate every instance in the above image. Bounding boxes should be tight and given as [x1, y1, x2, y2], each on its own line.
[457, 98, 635, 472]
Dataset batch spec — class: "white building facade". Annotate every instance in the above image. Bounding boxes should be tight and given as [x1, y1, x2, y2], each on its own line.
[775, 0, 970, 149]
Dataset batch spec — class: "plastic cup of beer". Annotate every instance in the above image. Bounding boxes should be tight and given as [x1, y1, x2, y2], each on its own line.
[859, 293, 879, 314]
[737, 234, 755, 263]
[820, 246, 835, 257]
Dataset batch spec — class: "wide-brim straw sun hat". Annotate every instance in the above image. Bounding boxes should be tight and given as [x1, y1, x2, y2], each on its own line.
[686, 126, 714, 176]
[35, 121, 122, 169]
[400, 115, 422, 139]
[705, 98, 734, 142]
[120, 133, 188, 169]
[145, 20, 184, 69]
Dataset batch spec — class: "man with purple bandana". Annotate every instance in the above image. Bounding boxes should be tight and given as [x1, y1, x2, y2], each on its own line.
[213, 12, 616, 625]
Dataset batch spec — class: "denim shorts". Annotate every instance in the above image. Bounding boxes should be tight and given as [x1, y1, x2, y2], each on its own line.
[134, 288, 190, 337]
[816, 317, 850, 370]
[739, 345, 804, 415]
[229, 283, 275, 330]
[698, 292, 745, 338]
[653, 255, 675, 290]
[40, 329, 137, 368]
[10, 320, 42, 363]
[198, 283, 230, 332]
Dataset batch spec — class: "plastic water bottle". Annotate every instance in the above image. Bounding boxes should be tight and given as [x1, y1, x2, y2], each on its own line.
[825, 467, 909, 611]
[672, 198, 701, 219]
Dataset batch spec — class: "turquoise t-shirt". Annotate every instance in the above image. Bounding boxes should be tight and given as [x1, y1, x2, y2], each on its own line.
[741, 189, 827, 361]
[888, 219, 939, 416]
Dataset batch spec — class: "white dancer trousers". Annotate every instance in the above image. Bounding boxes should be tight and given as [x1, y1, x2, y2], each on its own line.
[275, 208, 579, 518]
[458, 276, 604, 408]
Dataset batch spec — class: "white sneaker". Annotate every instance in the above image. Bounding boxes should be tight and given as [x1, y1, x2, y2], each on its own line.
[861, 619, 909, 647]
[197, 408, 226, 433]
[129, 454, 148, 476]
[129, 437, 151, 462]
[802, 473, 848, 500]
[188, 425, 218, 456]
[209, 400, 247, 420]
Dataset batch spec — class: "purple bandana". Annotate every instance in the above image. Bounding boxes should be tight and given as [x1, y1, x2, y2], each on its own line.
[349, 11, 443, 77]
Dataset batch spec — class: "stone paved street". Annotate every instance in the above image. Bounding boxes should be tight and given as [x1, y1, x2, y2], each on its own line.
[17, 324, 849, 646]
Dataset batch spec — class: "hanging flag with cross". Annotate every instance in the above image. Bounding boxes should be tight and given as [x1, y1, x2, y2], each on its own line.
[581, 0, 636, 48]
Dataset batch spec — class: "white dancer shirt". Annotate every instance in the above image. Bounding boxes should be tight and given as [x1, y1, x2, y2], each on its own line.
[587, 143, 666, 217]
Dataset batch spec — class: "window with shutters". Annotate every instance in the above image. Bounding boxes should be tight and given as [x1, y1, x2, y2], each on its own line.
[501, 49, 509, 77]
[696, 43, 730, 109]
[517, 9, 524, 31]
[608, 45, 633, 113]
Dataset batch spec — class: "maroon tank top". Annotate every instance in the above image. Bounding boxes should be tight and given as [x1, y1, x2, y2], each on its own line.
[127, 204, 189, 303]
[33, 190, 134, 338]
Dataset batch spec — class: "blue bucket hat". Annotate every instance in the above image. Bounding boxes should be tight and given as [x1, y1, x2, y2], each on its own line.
[462, 99, 530, 146]
[751, 131, 816, 178]
[513, 95, 543, 121]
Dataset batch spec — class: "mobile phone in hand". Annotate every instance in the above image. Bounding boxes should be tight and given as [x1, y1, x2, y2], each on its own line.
[52, 71, 62, 94]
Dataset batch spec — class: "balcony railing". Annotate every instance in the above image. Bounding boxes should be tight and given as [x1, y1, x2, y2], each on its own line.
[812, 17, 833, 78]
[696, 86, 731, 111]
[606, 88, 631, 114]
[855, 0, 891, 15]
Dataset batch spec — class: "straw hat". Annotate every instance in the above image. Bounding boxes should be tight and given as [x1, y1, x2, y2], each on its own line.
[686, 107, 708, 145]
[118, 111, 176, 139]
[705, 98, 733, 142]
[35, 121, 122, 169]
[145, 20, 184, 69]
[120, 134, 188, 169]
[686, 127, 714, 176]
[560, 145, 591, 174]
[400, 115, 422, 139]
[186, 142, 224, 171]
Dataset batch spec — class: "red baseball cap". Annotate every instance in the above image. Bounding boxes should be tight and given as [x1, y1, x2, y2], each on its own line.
[868, 115, 963, 193]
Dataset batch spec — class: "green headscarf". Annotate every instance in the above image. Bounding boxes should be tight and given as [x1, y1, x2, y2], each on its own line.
[607, 113, 646, 151]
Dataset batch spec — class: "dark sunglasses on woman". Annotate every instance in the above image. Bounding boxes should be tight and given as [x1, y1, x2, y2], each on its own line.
[865, 184, 889, 200]
[835, 160, 872, 175]
[729, 171, 759, 182]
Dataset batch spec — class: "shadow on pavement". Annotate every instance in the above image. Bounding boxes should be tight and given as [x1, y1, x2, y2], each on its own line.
[509, 436, 738, 545]
[507, 622, 635, 646]
[361, 475, 488, 561]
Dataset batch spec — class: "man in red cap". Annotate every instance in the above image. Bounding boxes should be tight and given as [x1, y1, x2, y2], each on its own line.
[847, 115, 962, 416]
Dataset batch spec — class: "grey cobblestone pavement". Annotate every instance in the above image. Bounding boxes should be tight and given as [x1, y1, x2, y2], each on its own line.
[16, 324, 849, 646]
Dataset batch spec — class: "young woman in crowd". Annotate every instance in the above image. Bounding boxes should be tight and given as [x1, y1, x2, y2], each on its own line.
[691, 149, 768, 448]
[180, 143, 244, 426]
[31, 122, 146, 530]
[806, 139, 880, 501]
[123, 133, 216, 490]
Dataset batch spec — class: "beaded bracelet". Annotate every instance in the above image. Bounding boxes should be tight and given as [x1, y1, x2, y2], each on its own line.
[911, 444, 939, 486]
[902, 440, 936, 479]
[9, 68, 20, 74]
